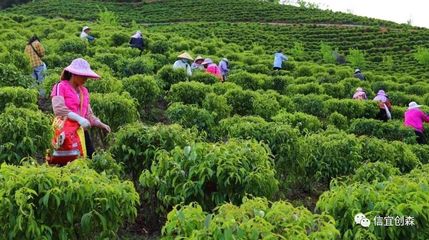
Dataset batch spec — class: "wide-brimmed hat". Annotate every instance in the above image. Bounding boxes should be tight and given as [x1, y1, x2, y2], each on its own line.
[82, 26, 90, 32]
[178, 52, 193, 61]
[355, 68, 361, 73]
[202, 58, 213, 65]
[64, 58, 100, 79]
[356, 87, 364, 92]
[222, 58, 229, 62]
[408, 102, 423, 109]
[194, 55, 204, 61]
[377, 90, 386, 96]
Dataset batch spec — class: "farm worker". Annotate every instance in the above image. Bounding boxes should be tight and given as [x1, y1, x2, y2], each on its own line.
[354, 68, 366, 81]
[173, 52, 193, 76]
[404, 102, 429, 144]
[191, 55, 205, 71]
[352, 87, 367, 100]
[80, 26, 95, 43]
[219, 58, 230, 82]
[50, 58, 111, 162]
[373, 90, 392, 122]
[130, 31, 144, 56]
[202, 58, 222, 80]
[24, 35, 46, 84]
[273, 49, 288, 70]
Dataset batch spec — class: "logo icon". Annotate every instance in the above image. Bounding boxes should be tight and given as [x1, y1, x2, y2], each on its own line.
[354, 213, 371, 228]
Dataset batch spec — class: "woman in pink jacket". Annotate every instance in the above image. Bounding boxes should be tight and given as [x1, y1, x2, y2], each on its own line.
[51, 58, 111, 161]
[202, 58, 222, 80]
[404, 101, 429, 144]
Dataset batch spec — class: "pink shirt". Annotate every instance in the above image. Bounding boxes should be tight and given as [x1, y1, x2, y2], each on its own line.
[206, 64, 222, 79]
[51, 80, 90, 117]
[404, 108, 429, 133]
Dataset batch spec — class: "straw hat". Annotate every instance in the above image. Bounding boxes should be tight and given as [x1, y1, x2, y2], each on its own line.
[408, 102, 423, 109]
[194, 55, 204, 61]
[222, 58, 229, 62]
[177, 52, 193, 61]
[354, 68, 361, 74]
[82, 26, 90, 32]
[64, 58, 100, 79]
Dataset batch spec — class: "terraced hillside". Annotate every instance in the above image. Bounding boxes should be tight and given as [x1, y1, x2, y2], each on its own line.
[6, 0, 396, 25]
[1, 0, 429, 239]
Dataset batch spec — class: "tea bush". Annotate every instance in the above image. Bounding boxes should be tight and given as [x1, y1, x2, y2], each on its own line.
[359, 137, 420, 173]
[292, 94, 330, 117]
[162, 197, 339, 239]
[0, 106, 51, 164]
[115, 56, 155, 77]
[0, 63, 33, 88]
[296, 132, 362, 188]
[88, 151, 124, 178]
[122, 74, 161, 108]
[216, 116, 300, 181]
[349, 118, 417, 143]
[166, 103, 215, 133]
[58, 39, 87, 55]
[191, 71, 219, 85]
[228, 71, 264, 90]
[323, 99, 378, 119]
[167, 81, 212, 106]
[140, 140, 278, 210]
[109, 122, 199, 179]
[327, 112, 348, 130]
[157, 65, 188, 90]
[317, 164, 429, 240]
[0, 86, 38, 111]
[351, 161, 400, 183]
[272, 110, 323, 133]
[0, 161, 139, 240]
[85, 76, 123, 94]
[90, 92, 139, 131]
[202, 93, 232, 122]
[252, 93, 281, 120]
[224, 89, 258, 116]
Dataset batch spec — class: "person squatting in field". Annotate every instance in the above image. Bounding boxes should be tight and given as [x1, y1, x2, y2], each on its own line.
[24, 35, 46, 85]
[130, 30, 145, 56]
[192, 55, 205, 70]
[404, 102, 429, 144]
[173, 52, 193, 76]
[373, 90, 392, 122]
[49, 58, 110, 165]
[202, 58, 222, 80]
[354, 68, 366, 81]
[353, 87, 368, 100]
[218, 58, 230, 82]
[80, 26, 95, 43]
[273, 49, 288, 70]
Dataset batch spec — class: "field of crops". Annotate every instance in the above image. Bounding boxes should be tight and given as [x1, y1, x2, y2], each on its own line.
[1, 0, 429, 239]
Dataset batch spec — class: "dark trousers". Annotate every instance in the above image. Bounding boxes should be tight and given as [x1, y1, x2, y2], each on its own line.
[415, 131, 427, 144]
[84, 130, 94, 159]
[376, 109, 388, 122]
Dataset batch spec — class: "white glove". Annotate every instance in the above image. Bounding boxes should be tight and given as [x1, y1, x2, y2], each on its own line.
[67, 112, 91, 129]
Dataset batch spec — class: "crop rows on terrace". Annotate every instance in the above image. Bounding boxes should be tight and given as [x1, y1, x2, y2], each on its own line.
[149, 23, 429, 79]
[5, 0, 396, 26]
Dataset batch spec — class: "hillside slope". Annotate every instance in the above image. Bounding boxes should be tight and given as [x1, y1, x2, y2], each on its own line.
[5, 0, 397, 26]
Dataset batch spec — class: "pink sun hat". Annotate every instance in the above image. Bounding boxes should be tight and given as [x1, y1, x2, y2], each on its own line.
[64, 58, 100, 79]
